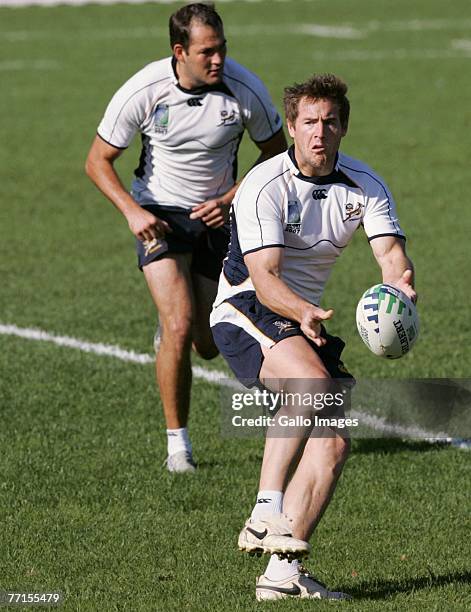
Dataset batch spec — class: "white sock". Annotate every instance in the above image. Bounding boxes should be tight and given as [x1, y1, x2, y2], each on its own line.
[265, 555, 300, 581]
[166, 427, 192, 456]
[250, 490, 283, 520]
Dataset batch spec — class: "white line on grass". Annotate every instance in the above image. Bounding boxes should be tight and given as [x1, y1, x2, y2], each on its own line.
[1, 322, 463, 443]
[350, 410, 450, 440]
[0, 323, 228, 383]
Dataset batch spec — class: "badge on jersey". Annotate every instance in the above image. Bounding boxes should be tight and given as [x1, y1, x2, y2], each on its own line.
[218, 109, 240, 126]
[153, 104, 169, 134]
[286, 200, 302, 234]
[343, 202, 363, 222]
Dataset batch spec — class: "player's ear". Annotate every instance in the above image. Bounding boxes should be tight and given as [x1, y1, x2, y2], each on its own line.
[173, 43, 186, 62]
[341, 121, 348, 137]
[287, 120, 296, 139]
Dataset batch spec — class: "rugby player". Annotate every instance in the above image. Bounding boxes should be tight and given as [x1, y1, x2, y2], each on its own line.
[210, 74, 417, 600]
[85, 3, 286, 472]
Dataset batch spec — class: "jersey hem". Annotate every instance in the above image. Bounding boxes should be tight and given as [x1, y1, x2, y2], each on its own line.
[242, 244, 285, 256]
[97, 131, 128, 150]
[368, 233, 406, 243]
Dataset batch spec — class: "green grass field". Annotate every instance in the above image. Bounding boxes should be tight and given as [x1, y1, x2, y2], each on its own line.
[1, 0, 470, 609]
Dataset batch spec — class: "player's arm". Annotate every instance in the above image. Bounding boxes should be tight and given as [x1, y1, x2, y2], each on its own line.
[85, 135, 170, 241]
[370, 235, 417, 302]
[252, 128, 288, 167]
[189, 129, 287, 228]
[244, 246, 333, 347]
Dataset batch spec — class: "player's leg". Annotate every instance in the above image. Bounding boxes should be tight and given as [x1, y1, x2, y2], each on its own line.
[251, 337, 351, 601]
[188, 224, 229, 359]
[258, 341, 350, 541]
[283, 433, 350, 541]
[239, 336, 333, 557]
[190, 271, 219, 360]
[143, 253, 196, 472]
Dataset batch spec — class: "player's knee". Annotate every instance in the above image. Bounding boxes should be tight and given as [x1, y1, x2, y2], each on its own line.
[161, 316, 193, 351]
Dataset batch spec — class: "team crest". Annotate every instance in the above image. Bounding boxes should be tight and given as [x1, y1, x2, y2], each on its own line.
[153, 104, 169, 134]
[343, 202, 363, 222]
[273, 320, 295, 335]
[218, 109, 239, 126]
[286, 200, 302, 234]
[143, 238, 164, 257]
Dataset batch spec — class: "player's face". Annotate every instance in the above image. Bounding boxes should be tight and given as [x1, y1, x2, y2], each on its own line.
[175, 22, 227, 89]
[288, 97, 347, 176]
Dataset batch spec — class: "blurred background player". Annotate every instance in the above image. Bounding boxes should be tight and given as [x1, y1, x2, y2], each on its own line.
[85, 3, 286, 472]
[211, 73, 416, 600]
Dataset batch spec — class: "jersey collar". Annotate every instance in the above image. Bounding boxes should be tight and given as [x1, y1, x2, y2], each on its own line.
[287, 145, 357, 187]
[171, 55, 233, 96]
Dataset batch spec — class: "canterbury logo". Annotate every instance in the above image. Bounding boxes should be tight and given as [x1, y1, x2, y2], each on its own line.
[257, 498, 272, 503]
[187, 97, 203, 107]
[312, 189, 327, 200]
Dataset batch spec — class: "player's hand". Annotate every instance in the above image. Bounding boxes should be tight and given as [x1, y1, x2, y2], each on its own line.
[394, 269, 418, 304]
[125, 207, 171, 241]
[189, 197, 230, 228]
[300, 305, 334, 347]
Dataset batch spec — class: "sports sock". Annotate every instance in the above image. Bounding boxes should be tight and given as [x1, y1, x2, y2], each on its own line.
[250, 490, 283, 520]
[166, 427, 192, 456]
[264, 555, 300, 581]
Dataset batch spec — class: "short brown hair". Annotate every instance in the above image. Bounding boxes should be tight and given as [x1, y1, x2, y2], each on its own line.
[283, 74, 350, 128]
[169, 3, 223, 51]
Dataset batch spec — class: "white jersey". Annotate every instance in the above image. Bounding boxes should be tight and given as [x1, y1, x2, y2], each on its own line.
[211, 146, 405, 320]
[97, 56, 282, 210]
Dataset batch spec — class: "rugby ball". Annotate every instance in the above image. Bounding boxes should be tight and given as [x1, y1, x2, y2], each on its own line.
[356, 284, 419, 359]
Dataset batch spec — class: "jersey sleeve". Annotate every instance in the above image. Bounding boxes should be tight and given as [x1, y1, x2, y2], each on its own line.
[97, 73, 150, 149]
[362, 178, 405, 241]
[234, 172, 285, 255]
[227, 63, 283, 144]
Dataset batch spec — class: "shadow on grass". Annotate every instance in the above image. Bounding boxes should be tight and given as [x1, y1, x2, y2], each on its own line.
[344, 569, 471, 600]
[352, 438, 450, 455]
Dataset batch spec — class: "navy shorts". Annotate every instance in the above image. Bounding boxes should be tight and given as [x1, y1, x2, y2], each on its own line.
[212, 291, 354, 388]
[136, 205, 230, 282]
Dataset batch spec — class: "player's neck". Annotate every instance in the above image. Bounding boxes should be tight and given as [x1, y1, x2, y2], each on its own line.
[296, 157, 336, 178]
[174, 60, 201, 91]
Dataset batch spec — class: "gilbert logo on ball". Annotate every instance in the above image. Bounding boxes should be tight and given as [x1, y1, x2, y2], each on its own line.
[356, 284, 419, 359]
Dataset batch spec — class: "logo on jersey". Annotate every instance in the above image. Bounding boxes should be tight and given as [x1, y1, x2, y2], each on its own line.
[187, 97, 203, 107]
[153, 104, 169, 134]
[143, 238, 164, 257]
[286, 200, 302, 234]
[273, 320, 296, 335]
[343, 202, 363, 222]
[218, 109, 239, 126]
[312, 189, 328, 200]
